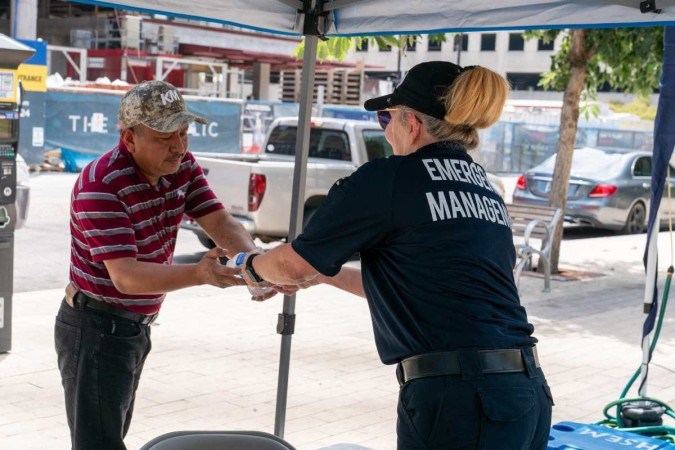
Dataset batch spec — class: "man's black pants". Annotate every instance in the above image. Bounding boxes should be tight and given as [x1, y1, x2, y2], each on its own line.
[397, 354, 553, 449]
[54, 300, 152, 450]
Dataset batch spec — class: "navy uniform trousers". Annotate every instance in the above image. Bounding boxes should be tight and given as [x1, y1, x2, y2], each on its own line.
[54, 300, 152, 450]
[396, 351, 553, 450]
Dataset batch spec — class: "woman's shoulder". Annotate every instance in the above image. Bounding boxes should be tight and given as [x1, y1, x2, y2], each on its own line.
[359, 154, 405, 170]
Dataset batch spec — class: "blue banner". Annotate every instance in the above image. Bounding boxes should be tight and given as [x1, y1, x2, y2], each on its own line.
[44, 90, 243, 170]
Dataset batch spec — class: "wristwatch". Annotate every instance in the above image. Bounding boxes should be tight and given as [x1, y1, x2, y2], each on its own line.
[244, 253, 265, 283]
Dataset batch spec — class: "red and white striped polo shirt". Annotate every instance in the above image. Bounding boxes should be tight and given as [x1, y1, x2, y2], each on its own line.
[69, 140, 223, 314]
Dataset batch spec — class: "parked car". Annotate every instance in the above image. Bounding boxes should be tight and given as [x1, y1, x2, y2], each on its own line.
[512, 147, 668, 234]
[486, 172, 505, 199]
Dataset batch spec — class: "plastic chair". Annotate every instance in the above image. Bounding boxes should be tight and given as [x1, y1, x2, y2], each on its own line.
[140, 430, 296, 450]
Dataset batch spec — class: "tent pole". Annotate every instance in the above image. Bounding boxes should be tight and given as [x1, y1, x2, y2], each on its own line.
[639, 26, 675, 399]
[274, 33, 318, 438]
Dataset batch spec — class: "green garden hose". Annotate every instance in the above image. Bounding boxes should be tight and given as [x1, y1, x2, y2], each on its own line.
[594, 267, 675, 443]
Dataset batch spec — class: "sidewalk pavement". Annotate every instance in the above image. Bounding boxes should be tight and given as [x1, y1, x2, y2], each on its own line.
[1, 233, 675, 449]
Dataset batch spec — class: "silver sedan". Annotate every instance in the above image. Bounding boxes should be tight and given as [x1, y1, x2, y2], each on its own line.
[512, 147, 671, 234]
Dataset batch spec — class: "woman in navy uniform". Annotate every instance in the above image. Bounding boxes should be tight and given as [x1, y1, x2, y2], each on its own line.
[243, 60, 553, 449]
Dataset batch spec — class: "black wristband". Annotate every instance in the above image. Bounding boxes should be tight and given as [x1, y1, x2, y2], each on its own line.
[244, 253, 265, 283]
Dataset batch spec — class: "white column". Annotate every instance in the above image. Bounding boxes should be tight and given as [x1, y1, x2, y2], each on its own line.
[11, 0, 38, 40]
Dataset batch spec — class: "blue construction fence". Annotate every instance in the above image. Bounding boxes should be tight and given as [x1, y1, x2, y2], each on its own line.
[22, 88, 653, 175]
[477, 121, 653, 174]
[26, 91, 381, 170]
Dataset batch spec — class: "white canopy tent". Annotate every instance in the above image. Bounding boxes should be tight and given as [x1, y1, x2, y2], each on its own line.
[71, 0, 675, 445]
[74, 1, 675, 36]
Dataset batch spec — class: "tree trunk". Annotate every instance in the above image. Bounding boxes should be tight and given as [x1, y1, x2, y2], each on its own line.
[549, 29, 590, 273]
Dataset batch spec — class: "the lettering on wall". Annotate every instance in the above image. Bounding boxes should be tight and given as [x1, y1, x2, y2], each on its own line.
[69, 113, 109, 133]
[67, 113, 220, 138]
[18, 74, 42, 83]
[19, 100, 30, 118]
[187, 122, 219, 137]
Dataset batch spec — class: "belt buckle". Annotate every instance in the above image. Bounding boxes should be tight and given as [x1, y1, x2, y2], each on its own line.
[141, 313, 158, 325]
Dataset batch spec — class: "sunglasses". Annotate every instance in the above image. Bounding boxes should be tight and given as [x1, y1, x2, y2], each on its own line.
[377, 109, 396, 130]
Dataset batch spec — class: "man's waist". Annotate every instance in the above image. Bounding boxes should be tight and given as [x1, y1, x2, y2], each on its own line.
[65, 284, 159, 325]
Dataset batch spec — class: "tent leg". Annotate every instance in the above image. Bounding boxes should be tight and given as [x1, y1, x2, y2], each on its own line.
[274, 33, 319, 439]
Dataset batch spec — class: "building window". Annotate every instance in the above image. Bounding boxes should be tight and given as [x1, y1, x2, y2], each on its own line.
[453, 34, 468, 52]
[508, 33, 524, 51]
[428, 39, 442, 52]
[379, 43, 392, 52]
[405, 39, 417, 52]
[537, 39, 554, 51]
[506, 73, 543, 91]
[357, 40, 369, 52]
[481, 33, 496, 51]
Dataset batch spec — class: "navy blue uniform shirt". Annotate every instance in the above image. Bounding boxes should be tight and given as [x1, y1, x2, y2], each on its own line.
[292, 141, 536, 364]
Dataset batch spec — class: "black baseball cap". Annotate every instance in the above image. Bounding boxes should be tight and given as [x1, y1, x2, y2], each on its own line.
[364, 61, 471, 120]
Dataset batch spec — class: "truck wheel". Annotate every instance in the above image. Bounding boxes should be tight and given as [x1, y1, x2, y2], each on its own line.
[622, 202, 646, 234]
[198, 236, 216, 249]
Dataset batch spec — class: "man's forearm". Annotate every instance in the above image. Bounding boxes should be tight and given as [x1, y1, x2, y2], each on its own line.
[197, 209, 256, 256]
[105, 259, 202, 294]
[104, 248, 245, 294]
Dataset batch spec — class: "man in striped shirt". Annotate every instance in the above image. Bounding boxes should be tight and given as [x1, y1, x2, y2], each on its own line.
[55, 81, 263, 450]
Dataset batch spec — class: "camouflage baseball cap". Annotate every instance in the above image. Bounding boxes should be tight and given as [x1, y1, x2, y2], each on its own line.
[118, 80, 207, 133]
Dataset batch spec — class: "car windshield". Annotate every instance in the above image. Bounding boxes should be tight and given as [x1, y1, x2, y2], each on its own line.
[537, 148, 626, 178]
[266, 125, 351, 161]
[362, 129, 393, 161]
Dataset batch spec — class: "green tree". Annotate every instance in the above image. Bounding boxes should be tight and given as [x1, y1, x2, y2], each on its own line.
[524, 27, 663, 272]
[293, 34, 447, 64]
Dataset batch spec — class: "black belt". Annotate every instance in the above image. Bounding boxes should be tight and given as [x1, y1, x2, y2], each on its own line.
[70, 291, 158, 325]
[397, 347, 540, 385]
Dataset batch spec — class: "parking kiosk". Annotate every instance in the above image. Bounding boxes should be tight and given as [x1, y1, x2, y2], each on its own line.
[0, 34, 35, 353]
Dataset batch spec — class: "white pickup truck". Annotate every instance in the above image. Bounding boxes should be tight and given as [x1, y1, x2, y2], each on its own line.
[182, 117, 393, 247]
[182, 116, 505, 248]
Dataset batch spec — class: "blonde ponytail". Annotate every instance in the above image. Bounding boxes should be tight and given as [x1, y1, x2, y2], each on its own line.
[443, 67, 510, 130]
[398, 65, 510, 151]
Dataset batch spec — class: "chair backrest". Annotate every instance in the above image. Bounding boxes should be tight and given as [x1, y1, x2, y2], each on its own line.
[140, 431, 296, 450]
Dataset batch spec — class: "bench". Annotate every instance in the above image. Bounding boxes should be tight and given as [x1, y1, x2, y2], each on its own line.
[507, 203, 563, 293]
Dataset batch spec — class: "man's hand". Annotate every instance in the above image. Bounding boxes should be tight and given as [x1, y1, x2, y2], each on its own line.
[197, 247, 247, 288]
